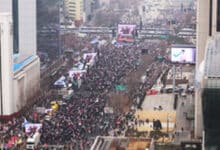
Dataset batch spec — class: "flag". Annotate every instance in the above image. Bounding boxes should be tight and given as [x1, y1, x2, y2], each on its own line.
[22, 118, 29, 128]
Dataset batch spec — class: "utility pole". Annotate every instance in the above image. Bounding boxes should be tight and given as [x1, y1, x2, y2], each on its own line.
[167, 113, 170, 134]
[172, 64, 176, 94]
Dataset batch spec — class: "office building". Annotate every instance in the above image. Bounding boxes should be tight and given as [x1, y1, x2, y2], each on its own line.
[0, 0, 40, 116]
[37, 0, 61, 59]
[83, 0, 92, 22]
[99, 0, 110, 6]
[196, 0, 220, 149]
[0, 13, 14, 115]
[65, 0, 84, 25]
[83, 0, 101, 22]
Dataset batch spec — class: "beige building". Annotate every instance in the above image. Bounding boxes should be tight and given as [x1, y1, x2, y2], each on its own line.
[195, 0, 209, 139]
[65, 0, 84, 22]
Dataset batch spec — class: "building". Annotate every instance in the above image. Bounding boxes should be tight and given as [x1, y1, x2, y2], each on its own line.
[99, 0, 110, 6]
[0, 0, 40, 116]
[0, 13, 14, 115]
[65, 0, 84, 25]
[83, 0, 93, 22]
[90, 136, 152, 150]
[37, 0, 61, 59]
[83, 0, 101, 23]
[196, 0, 220, 149]
[195, 0, 209, 140]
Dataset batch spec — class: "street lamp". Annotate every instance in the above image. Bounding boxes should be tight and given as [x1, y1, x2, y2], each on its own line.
[167, 113, 171, 134]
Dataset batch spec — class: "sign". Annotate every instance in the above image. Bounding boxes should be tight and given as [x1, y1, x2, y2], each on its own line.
[115, 85, 126, 91]
[104, 107, 114, 114]
[171, 47, 196, 64]
[69, 69, 86, 78]
[35, 107, 46, 114]
[160, 35, 168, 39]
[117, 24, 136, 43]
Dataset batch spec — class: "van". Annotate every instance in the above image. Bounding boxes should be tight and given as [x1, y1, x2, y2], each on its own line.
[26, 132, 41, 150]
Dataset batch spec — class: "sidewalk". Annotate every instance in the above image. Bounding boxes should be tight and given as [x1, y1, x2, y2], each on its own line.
[173, 94, 194, 144]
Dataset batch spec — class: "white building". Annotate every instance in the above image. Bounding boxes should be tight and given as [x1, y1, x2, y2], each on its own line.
[0, 0, 40, 116]
[0, 13, 14, 115]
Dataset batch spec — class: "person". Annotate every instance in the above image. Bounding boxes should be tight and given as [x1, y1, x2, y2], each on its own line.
[180, 49, 186, 62]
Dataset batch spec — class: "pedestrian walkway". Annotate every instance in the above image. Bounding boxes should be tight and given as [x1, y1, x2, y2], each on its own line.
[173, 94, 194, 144]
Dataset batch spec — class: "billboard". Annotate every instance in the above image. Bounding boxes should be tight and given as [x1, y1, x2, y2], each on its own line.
[171, 47, 196, 64]
[117, 24, 136, 43]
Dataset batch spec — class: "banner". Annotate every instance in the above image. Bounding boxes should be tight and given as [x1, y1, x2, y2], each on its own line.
[69, 69, 86, 78]
[117, 24, 136, 43]
[35, 107, 46, 114]
[25, 123, 42, 133]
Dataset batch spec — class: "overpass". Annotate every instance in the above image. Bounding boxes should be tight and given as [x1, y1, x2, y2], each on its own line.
[60, 26, 174, 37]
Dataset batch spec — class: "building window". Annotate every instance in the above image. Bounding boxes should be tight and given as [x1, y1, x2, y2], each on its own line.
[209, 0, 212, 36]
[13, 0, 19, 54]
[217, 0, 220, 31]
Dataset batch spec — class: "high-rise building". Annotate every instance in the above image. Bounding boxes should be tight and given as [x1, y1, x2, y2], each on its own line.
[99, 0, 110, 6]
[83, 0, 101, 23]
[65, 0, 84, 25]
[83, 0, 92, 22]
[0, 13, 14, 115]
[37, 0, 61, 59]
[195, 0, 209, 139]
[196, 0, 220, 149]
[0, 0, 40, 116]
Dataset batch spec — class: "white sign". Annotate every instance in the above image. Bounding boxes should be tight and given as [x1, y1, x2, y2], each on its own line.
[25, 123, 42, 133]
[35, 107, 46, 114]
[104, 107, 114, 114]
[69, 69, 86, 78]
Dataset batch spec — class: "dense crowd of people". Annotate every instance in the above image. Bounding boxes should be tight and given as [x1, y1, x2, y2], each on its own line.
[39, 42, 143, 149]
[0, 35, 169, 149]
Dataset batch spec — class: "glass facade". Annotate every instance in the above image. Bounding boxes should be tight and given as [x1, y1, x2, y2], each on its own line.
[202, 88, 220, 149]
[0, 25, 2, 115]
[217, 0, 220, 31]
[209, 0, 212, 36]
[12, 0, 19, 54]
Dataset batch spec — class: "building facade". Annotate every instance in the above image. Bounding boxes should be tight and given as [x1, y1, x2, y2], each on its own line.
[65, 0, 84, 25]
[0, 0, 40, 116]
[99, 0, 110, 6]
[0, 13, 14, 115]
[83, 0, 92, 22]
[196, 0, 220, 149]
[37, 0, 61, 59]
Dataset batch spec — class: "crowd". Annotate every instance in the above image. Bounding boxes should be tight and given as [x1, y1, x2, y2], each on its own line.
[39, 42, 143, 149]
[0, 36, 169, 150]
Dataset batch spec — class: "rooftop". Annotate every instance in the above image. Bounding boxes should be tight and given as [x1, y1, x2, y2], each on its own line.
[90, 136, 152, 150]
[13, 55, 36, 72]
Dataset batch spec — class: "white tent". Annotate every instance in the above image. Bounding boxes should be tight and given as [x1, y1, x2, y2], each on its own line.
[54, 76, 66, 87]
